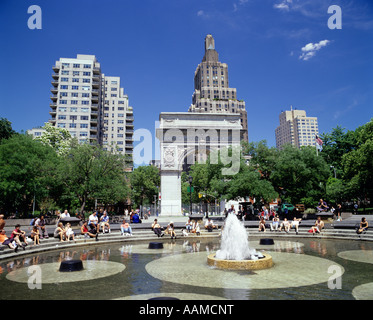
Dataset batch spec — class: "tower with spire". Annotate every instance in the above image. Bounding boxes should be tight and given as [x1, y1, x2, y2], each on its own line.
[188, 34, 248, 142]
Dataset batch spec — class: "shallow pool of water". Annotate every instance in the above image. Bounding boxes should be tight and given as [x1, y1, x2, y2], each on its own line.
[0, 237, 372, 300]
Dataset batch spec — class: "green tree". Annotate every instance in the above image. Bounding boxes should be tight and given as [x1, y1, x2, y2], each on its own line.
[0, 134, 60, 216]
[0, 117, 16, 141]
[270, 144, 330, 206]
[130, 165, 160, 210]
[58, 143, 130, 213]
[342, 120, 373, 203]
[35, 122, 73, 156]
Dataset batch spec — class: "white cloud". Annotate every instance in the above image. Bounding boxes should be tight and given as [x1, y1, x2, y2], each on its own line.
[273, 0, 292, 11]
[197, 10, 205, 17]
[299, 40, 330, 61]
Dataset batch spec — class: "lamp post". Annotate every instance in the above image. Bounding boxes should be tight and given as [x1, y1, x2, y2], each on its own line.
[188, 176, 193, 215]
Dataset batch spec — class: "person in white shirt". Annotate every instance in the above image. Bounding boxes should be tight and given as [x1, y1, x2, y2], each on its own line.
[60, 210, 70, 219]
[88, 212, 99, 233]
[291, 217, 302, 234]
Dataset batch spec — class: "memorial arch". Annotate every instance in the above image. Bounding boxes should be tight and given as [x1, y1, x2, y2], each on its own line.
[156, 112, 243, 216]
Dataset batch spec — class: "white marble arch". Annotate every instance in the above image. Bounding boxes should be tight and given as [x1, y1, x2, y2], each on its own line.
[156, 112, 243, 216]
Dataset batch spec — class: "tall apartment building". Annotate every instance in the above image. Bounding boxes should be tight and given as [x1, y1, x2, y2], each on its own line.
[48, 54, 133, 163]
[101, 75, 134, 156]
[275, 107, 319, 149]
[188, 34, 249, 142]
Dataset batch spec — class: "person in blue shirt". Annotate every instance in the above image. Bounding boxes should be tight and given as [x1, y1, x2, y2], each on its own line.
[99, 211, 111, 233]
[132, 211, 141, 223]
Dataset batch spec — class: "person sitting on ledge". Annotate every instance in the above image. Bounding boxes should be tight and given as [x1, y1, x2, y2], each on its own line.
[121, 219, 132, 236]
[317, 199, 329, 212]
[356, 217, 369, 235]
[151, 219, 164, 237]
[166, 221, 177, 239]
[309, 216, 325, 235]
[258, 217, 266, 232]
[30, 226, 40, 245]
[191, 220, 201, 235]
[132, 211, 142, 224]
[291, 217, 302, 235]
[0, 229, 18, 252]
[10, 224, 28, 249]
[279, 218, 290, 233]
[205, 218, 217, 232]
[80, 221, 99, 240]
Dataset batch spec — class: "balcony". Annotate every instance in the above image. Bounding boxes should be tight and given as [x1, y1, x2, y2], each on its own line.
[90, 126, 98, 132]
[50, 94, 58, 101]
[91, 95, 98, 102]
[51, 80, 59, 87]
[50, 87, 58, 94]
[52, 65, 60, 72]
[91, 89, 99, 95]
[126, 123, 134, 128]
[52, 72, 59, 79]
[126, 116, 134, 121]
[91, 103, 99, 110]
[49, 110, 56, 116]
[93, 67, 100, 74]
[90, 118, 98, 124]
[125, 144, 133, 149]
[50, 102, 57, 108]
[92, 81, 100, 88]
[91, 111, 99, 116]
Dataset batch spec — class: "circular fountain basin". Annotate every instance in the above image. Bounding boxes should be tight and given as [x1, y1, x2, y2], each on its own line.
[207, 253, 273, 270]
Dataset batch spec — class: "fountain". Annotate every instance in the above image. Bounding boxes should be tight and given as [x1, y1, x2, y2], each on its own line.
[207, 213, 273, 270]
[59, 259, 84, 272]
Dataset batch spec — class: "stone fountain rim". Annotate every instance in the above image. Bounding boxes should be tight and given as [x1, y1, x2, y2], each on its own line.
[207, 252, 273, 270]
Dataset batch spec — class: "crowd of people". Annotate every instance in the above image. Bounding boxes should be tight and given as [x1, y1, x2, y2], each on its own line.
[0, 204, 370, 254]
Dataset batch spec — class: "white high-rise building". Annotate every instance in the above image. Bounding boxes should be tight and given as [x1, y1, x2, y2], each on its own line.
[275, 107, 319, 149]
[45, 54, 133, 164]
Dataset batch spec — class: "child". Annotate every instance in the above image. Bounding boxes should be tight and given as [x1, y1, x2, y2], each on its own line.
[65, 223, 75, 241]
[30, 226, 40, 245]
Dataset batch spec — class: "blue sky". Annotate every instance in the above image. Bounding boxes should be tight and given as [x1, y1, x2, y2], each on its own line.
[0, 0, 372, 161]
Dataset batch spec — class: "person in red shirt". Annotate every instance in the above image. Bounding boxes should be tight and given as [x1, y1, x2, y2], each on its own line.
[10, 224, 27, 249]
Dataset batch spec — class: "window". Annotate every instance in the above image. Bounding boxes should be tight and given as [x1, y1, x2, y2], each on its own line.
[111, 87, 117, 91]
[71, 92, 78, 97]
[73, 71, 80, 76]
[81, 108, 89, 112]
[58, 115, 66, 120]
[80, 123, 88, 128]
[69, 123, 77, 128]
[82, 86, 90, 91]
[80, 116, 89, 121]
[60, 85, 68, 90]
[80, 132, 88, 137]
[81, 101, 89, 105]
[111, 94, 117, 97]
[60, 100, 67, 104]
[57, 123, 66, 128]
[70, 107, 78, 112]
[61, 70, 69, 75]
[72, 78, 79, 82]
[82, 93, 90, 97]
[118, 101, 125, 104]
[73, 64, 80, 68]
[83, 78, 90, 83]
[71, 100, 78, 104]
[72, 86, 79, 90]
[60, 92, 68, 97]
[61, 77, 69, 82]
[62, 63, 70, 67]
[58, 107, 67, 112]
[83, 64, 91, 69]
[111, 80, 118, 84]
[83, 72, 91, 76]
